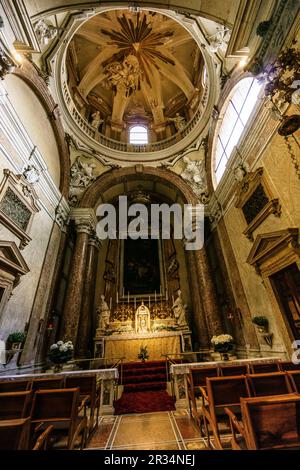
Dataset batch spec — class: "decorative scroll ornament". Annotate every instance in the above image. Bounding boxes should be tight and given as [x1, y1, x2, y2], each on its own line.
[104, 55, 143, 98]
[69, 156, 97, 207]
[180, 156, 208, 199]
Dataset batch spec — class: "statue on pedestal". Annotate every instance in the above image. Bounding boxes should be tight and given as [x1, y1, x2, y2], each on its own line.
[90, 111, 104, 130]
[96, 295, 111, 331]
[172, 290, 188, 327]
[135, 302, 151, 333]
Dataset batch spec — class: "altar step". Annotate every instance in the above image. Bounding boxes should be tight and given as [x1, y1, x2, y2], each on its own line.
[119, 360, 168, 393]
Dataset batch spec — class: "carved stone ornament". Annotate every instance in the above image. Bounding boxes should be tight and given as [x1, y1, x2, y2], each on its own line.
[180, 156, 208, 199]
[104, 54, 143, 98]
[22, 164, 40, 184]
[0, 47, 14, 80]
[207, 26, 231, 53]
[0, 170, 40, 249]
[69, 156, 97, 207]
[34, 19, 58, 45]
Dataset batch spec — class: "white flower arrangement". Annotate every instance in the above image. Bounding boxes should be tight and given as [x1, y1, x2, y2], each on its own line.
[211, 334, 233, 345]
[49, 340, 74, 364]
[211, 334, 234, 353]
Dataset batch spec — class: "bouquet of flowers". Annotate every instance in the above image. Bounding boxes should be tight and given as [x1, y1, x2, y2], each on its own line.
[211, 334, 234, 353]
[48, 340, 74, 364]
[138, 346, 149, 362]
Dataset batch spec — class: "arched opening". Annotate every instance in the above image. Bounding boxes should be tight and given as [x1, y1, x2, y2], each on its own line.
[129, 125, 149, 145]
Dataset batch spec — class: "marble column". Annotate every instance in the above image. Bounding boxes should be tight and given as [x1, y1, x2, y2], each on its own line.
[193, 248, 224, 337]
[76, 233, 101, 358]
[185, 251, 210, 349]
[60, 210, 96, 345]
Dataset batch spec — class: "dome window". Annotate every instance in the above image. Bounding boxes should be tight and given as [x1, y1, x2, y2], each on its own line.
[129, 125, 148, 145]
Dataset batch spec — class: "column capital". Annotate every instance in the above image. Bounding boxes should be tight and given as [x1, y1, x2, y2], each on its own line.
[70, 208, 97, 234]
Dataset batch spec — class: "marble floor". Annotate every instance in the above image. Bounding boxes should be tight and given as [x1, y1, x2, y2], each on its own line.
[86, 410, 208, 450]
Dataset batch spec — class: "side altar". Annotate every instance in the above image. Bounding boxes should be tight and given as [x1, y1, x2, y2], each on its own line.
[94, 293, 192, 362]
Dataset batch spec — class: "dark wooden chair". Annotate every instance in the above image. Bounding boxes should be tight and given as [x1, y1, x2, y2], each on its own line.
[220, 364, 249, 376]
[225, 394, 300, 450]
[0, 418, 53, 450]
[249, 362, 280, 374]
[279, 361, 300, 371]
[30, 388, 87, 450]
[0, 418, 31, 450]
[187, 366, 219, 429]
[200, 375, 251, 449]
[246, 372, 293, 397]
[0, 390, 32, 419]
[0, 379, 32, 393]
[31, 377, 65, 391]
[286, 371, 300, 393]
[65, 375, 100, 434]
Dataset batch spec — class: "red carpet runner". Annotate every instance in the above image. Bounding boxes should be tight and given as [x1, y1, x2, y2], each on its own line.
[114, 360, 176, 414]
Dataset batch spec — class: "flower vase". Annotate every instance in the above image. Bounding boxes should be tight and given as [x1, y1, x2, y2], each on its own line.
[53, 363, 63, 373]
[221, 353, 230, 361]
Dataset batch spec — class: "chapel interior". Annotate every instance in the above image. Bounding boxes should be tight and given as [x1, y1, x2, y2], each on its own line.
[0, 0, 300, 451]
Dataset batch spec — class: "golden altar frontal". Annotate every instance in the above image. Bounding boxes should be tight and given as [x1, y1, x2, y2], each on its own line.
[103, 331, 182, 362]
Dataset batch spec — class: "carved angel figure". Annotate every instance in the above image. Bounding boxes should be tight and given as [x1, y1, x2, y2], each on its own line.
[90, 111, 104, 130]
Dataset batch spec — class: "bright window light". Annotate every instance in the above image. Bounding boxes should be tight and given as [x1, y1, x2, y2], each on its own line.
[214, 77, 263, 185]
[129, 125, 148, 145]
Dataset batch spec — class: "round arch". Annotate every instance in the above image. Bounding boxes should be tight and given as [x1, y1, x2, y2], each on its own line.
[80, 165, 199, 208]
[12, 59, 70, 197]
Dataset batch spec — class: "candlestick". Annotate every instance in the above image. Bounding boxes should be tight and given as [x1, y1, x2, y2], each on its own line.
[128, 291, 129, 304]
[110, 297, 112, 310]
[160, 285, 162, 295]
[172, 295, 174, 305]
[149, 295, 150, 308]
[155, 291, 157, 303]
[123, 287, 125, 297]
[166, 288, 168, 301]
[134, 297, 136, 310]
[116, 291, 118, 304]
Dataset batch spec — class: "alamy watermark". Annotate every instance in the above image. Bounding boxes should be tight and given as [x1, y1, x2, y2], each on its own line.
[95, 196, 204, 250]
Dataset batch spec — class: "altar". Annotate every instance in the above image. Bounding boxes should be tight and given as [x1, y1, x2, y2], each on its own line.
[103, 331, 183, 362]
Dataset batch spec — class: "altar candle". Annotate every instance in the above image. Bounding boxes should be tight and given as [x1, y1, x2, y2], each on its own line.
[160, 285, 162, 295]
[116, 291, 118, 304]
[166, 288, 168, 301]
[149, 296, 150, 308]
[172, 295, 174, 305]
[110, 297, 112, 310]
[155, 291, 157, 303]
[128, 291, 129, 304]
[134, 297, 136, 310]
[123, 287, 125, 297]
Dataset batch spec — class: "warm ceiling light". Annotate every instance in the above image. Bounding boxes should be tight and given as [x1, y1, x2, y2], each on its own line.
[239, 57, 248, 67]
[13, 51, 23, 63]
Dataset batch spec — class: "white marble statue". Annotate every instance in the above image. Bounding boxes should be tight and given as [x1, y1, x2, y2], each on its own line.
[172, 290, 188, 327]
[69, 156, 97, 206]
[96, 295, 111, 331]
[90, 111, 104, 130]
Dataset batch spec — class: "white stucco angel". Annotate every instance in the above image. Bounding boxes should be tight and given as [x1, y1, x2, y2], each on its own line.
[96, 295, 111, 331]
[90, 111, 104, 130]
[181, 156, 207, 190]
[172, 290, 188, 327]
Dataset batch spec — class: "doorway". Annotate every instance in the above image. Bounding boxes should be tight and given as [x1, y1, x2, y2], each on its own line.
[271, 263, 300, 340]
